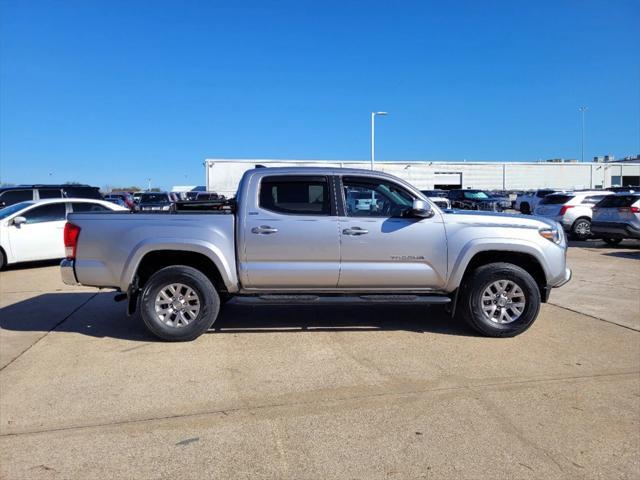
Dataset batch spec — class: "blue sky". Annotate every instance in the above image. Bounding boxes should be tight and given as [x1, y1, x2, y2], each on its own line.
[1, 0, 638, 190]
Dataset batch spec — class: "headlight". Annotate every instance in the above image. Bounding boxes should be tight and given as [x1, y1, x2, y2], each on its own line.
[539, 226, 563, 244]
[162, 205, 171, 211]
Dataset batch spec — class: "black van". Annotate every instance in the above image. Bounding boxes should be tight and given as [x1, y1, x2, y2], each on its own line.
[0, 184, 102, 208]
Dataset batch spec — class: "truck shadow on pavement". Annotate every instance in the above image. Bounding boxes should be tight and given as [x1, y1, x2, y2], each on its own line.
[0, 292, 477, 341]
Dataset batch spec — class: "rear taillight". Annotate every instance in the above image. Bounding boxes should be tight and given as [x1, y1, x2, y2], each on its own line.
[63, 222, 81, 259]
[623, 206, 640, 213]
[559, 205, 574, 215]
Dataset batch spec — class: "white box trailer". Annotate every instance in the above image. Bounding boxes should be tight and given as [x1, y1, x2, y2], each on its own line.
[204, 159, 640, 197]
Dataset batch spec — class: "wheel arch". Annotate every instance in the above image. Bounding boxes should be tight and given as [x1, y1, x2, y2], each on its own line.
[448, 243, 549, 302]
[120, 238, 238, 295]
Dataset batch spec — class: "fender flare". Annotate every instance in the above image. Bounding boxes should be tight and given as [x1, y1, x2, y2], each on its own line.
[445, 238, 550, 292]
[119, 237, 239, 293]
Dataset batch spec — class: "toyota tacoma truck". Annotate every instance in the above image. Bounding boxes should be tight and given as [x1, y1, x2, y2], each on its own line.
[61, 167, 571, 341]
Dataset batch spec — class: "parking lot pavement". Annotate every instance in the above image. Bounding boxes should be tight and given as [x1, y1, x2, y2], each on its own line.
[0, 246, 638, 479]
[553, 239, 640, 331]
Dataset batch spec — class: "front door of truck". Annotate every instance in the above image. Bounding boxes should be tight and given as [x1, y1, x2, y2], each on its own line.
[241, 175, 340, 289]
[338, 176, 448, 290]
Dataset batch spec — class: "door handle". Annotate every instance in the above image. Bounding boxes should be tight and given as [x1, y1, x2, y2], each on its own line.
[343, 227, 369, 236]
[251, 225, 278, 235]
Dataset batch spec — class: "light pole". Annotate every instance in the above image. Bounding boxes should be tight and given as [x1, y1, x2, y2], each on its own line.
[579, 106, 588, 162]
[370, 111, 388, 170]
[147, 178, 152, 191]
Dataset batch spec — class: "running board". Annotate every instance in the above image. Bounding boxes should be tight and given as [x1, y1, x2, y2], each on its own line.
[236, 294, 451, 305]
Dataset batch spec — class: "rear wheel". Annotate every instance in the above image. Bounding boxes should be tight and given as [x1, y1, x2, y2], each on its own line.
[0, 249, 5, 270]
[457, 262, 541, 337]
[603, 238, 622, 246]
[571, 218, 592, 240]
[139, 265, 220, 341]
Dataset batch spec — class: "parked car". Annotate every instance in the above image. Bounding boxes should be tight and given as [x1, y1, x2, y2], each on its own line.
[137, 192, 175, 211]
[61, 167, 571, 341]
[489, 191, 513, 211]
[533, 191, 614, 240]
[448, 189, 501, 211]
[0, 198, 127, 269]
[195, 192, 224, 201]
[420, 190, 451, 209]
[132, 192, 143, 204]
[591, 193, 640, 244]
[0, 184, 102, 208]
[104, 196, 128, 208]
[515, 189, 558, 214]
[107, 192, 135, 210]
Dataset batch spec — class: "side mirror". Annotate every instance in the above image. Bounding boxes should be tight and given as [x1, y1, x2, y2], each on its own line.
[411, 199, 434, 218]
[12, 216, 26, 226]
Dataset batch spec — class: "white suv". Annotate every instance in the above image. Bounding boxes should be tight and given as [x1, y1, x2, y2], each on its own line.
[534, 191, 613, 240]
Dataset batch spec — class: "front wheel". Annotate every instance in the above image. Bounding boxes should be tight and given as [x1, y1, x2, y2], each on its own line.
[139, 265, 220, 341]
[458, 262, 541, 337]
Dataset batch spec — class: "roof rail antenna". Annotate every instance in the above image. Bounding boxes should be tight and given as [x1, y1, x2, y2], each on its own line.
[255, 164, 267, 169]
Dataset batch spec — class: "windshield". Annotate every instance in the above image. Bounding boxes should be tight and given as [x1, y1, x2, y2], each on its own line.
[0, 201, 33, 220]
[463, 191, 491, 200]
[140, 193, 169, 203]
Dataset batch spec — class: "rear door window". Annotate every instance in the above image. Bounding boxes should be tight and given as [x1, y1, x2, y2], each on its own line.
[596, 195, 640, 208]
[259, 176, 330, 215]
[63, 186, 102, 199]
[38, 189, 63, 199]
[22, 203, 66, 224]
[582, 195, 607, 205]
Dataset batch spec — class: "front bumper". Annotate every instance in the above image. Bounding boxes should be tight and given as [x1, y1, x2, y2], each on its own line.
[591, 221, 640, 240]
[60, 259, 80, 286]
[542, 267, 572, 302]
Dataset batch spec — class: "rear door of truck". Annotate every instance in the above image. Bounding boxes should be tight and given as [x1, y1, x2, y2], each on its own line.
[239, 174, 340, 288]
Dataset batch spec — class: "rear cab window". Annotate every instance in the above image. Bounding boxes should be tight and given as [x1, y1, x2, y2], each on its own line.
[259, 176, 330, 215]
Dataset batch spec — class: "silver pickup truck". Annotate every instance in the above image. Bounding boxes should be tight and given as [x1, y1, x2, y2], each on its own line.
[61, 167, 571, 341]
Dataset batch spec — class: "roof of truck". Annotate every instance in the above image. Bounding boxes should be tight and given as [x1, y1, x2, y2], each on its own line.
[245, 166, 401, 177]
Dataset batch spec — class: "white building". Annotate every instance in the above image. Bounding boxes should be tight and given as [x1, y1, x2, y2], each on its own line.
[204, 159, 640, 197]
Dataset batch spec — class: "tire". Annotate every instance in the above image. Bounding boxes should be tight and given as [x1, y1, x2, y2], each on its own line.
[570, 218, 592, 240]
[139, 265, 220, 341]
[520, 202, 531, 214]
[0, 249, 5, 270]
[457, 262, 541, 337]
[603, 238, 622, 246]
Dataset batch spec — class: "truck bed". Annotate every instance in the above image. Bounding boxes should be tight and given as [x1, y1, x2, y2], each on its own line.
[68, 212, 236, 291]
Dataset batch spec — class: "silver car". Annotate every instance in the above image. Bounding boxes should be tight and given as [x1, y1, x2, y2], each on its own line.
[534, 191, 614, 240]
[591, 193, 640, 244]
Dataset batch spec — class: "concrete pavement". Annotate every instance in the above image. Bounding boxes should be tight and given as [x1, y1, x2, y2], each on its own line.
[1, 243, 638, 479]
